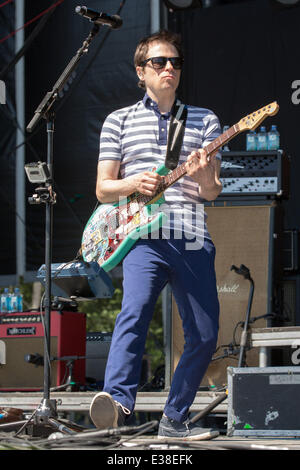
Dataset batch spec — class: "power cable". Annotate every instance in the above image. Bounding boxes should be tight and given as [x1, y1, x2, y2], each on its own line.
[0, 0, 65, 45]
[0, 3, 59, 80]
[0, 0, 13, 9]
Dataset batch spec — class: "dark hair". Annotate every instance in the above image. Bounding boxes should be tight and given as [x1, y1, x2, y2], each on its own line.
[134, 30, 183, 89]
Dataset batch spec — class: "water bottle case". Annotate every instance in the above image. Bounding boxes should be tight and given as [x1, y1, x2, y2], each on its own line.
[0, 288, 23, 313]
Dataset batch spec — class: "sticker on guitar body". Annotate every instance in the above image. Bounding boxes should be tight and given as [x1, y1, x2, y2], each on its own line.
[81, 198, 163, 270]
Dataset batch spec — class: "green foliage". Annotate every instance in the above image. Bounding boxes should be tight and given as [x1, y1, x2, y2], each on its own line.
[79, 278, 165, 375]
[80, 280, 123, 333]
[19, 278, 35, 310]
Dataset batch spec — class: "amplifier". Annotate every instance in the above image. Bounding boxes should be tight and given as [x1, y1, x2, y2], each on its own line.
[85, 332, 112, 384]
[85, 333, 150, 387]
[171, 202, 283, 387]
[0, 311, 86, 391]
[219, 150, 289, 198]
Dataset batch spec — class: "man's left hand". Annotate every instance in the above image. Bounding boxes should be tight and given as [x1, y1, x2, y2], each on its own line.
[186, 148, 218, 186]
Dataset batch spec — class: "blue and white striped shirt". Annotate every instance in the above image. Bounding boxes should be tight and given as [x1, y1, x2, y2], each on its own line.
[98, 94, 221, 245]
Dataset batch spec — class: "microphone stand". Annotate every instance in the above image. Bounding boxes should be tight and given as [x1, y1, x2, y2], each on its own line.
[230, 264, 255, 368]
[13, 23, 102, 438]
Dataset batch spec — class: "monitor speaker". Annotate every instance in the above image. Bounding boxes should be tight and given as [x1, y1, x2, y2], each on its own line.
[171, 202, 283, 387]
[85, 332, 112, 383]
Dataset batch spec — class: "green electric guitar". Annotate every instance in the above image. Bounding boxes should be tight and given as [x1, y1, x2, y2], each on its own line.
[81, 101, 279, 272]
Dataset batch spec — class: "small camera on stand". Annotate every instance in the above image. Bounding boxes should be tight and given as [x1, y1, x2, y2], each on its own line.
[25, 162, 56, 205]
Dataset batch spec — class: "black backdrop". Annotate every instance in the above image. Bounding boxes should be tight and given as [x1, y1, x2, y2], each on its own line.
[0, 2, 16, 275]
[24, 0, 150, 271]
[171, 0, 300, 232]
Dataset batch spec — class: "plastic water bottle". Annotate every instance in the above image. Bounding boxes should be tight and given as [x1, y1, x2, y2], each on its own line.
[11, 290, 17, 313]
[257, 126, 268, 151]
[222, 125, 230, 151]
[0, 288, 11, 313]
[0, 290, 5, 313]
[11, 288, 23, 312]
[268, 124, 280, 150]
[16, 288, 23, 312]
[246, 130, 257, 151]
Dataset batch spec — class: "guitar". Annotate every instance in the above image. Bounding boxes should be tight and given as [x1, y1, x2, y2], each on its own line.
[81, 101, 279, 272]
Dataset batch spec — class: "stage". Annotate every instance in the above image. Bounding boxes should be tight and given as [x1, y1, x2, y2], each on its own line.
[0, 390, 228, 414]
[0, 389, 300, 451]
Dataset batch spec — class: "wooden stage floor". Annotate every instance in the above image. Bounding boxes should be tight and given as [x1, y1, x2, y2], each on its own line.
[0, 391, 299, 451]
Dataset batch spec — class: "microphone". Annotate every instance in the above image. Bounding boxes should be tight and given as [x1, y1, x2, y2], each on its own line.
[24, 353, 44, 367]
[231, 264, 251, 280]
[75, 6, 123, 30]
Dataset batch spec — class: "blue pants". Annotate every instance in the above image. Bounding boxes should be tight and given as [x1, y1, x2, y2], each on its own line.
[103, 234, 220, 423]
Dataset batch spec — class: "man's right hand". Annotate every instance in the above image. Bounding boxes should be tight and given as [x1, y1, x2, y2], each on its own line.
[96, 160, 163, 203]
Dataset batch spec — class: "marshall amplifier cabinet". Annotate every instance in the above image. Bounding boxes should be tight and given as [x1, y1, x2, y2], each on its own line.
[0, 311, 86, 391]
[171, 201, 284, 387]
[218, 150, 289, 199]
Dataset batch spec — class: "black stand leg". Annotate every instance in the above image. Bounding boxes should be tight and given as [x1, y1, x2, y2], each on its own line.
[14, 116, 77, 437]
[231, 264, 255, 368]
[31, 116, 64, 434]
[42, 118, 54, 402]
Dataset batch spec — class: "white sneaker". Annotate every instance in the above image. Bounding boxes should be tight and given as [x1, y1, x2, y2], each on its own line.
[89, 392, 130, 429]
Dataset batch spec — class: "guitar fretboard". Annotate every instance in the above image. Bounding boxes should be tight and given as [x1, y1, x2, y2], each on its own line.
[205, 124, 239, 157]
[134, 122, 240, 207]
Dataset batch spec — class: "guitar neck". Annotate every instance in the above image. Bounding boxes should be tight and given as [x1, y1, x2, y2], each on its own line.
[133, 123, 240, 207]
[123, 101, 279, 208]
[162, 122, 241, 190]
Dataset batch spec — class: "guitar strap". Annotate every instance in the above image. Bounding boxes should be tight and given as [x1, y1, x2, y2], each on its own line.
[165, 99, 187, 170]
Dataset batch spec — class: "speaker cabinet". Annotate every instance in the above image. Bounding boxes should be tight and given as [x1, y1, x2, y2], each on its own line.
[171, 202, 283, 387]
[0, 311, 86, 390]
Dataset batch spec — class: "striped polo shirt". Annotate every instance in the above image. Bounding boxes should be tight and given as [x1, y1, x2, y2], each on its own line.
[98, 94, 221, 246]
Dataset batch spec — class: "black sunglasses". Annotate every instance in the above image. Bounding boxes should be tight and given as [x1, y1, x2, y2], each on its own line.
[140, 56, 184, 70]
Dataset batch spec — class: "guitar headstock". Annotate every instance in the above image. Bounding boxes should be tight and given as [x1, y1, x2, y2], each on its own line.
[238, 102, 279, 132]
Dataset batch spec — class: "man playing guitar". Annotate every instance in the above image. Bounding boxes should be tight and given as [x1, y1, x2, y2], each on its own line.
[89, 29, 222, 440]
